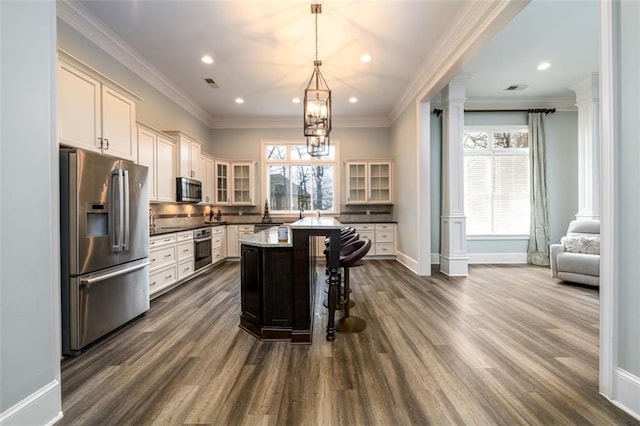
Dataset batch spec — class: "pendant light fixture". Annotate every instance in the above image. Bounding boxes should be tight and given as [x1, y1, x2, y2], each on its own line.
[304, 3, 331, 156]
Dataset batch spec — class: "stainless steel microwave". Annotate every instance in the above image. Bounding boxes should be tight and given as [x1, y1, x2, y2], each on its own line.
[176, 177, 202, 203]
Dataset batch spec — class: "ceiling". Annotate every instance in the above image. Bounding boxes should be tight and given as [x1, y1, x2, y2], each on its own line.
[66, 0, 598, 127]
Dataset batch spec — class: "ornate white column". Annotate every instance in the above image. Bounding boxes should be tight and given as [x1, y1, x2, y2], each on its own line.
[440, 77, 468, 276]
[570, 73, 600, 221]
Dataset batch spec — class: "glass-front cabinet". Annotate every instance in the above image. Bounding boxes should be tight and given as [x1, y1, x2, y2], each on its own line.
[231, 162, 255, 205]
[215, 160, 230, 205]
[345, 160, 393, 205]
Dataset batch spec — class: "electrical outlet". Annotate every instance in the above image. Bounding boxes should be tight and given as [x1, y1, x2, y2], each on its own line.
[366, 209, 370, 215]
[239, 211, 243, 216]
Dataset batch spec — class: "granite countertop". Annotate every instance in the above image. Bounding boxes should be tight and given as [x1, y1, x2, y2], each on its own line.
[150, 222, 226, 237]
[290, 217, 343, 229]
[238, 227, 292, 248]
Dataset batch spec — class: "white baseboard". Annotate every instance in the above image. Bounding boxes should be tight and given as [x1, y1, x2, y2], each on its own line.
[608, 368, 640, 420]
[431, 252, 527, 265]
[395, 250, 418, 273]
[0, 380, 62, 426]
[468, 252, 528, 264]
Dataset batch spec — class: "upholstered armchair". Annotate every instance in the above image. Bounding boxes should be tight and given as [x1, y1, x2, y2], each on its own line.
[550, 219, 600, 286]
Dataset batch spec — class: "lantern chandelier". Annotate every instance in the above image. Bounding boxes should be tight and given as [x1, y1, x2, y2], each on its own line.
[304, 3, 331, 157]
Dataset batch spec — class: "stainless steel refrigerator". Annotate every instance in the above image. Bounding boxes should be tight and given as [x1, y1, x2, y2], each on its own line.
[60, 148, 150, 356]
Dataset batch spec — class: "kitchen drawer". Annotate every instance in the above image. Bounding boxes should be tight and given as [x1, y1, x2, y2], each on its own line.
[211, 226, 224, 237]
[211, 234, 224, 250]
[212, 247, 224, 264]
[177, 241, 193, 261]
[352, 223, 375, 232]
[375, 229, 394, 243]
[358, 230, 375, 242]
[177, 231, 194, 242]
[149, 234, 176, 248]
[149, 245, 176, 271]
[375, 223, 394, 231]
[177, 259, 194, 280]
[375, 243, 395, 256]
[150, 264, 177, 295]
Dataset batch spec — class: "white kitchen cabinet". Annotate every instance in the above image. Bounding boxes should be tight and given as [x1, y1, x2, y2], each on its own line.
[137, 124, 177, 202]
[345, 223, 396, 258]
[226, 225, 253, 258]
[231, 162, 255, 205]
[164, 131, 203, 181]
[345, 161, 393, 204]
[58, 52, 138, 161]
[149, 230, 197, 298]
[226, 225, 239, 257]
[211, 226, 226, 264]
[215, 160, 230, 205]
[149, 234, 178, 295]
[201, 156, 216, 204]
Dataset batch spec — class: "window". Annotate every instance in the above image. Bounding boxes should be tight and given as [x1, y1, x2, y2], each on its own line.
[262, 141, 338, 214]
[463, 127, 530, 236]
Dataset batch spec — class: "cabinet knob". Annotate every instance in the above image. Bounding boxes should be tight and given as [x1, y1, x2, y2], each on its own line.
[104, 138, 109, 150]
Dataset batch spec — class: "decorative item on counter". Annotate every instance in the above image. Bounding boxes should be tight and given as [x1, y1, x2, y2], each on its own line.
[278, 225, 289, 242]
[215, 208, 222, 222]
[262, 199, 272, 223]
[208, 209, 214, 222]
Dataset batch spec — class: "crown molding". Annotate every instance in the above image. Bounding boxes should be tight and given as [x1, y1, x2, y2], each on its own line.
[210, 115, 390, 129]
[57, 0, 213, 127]
[389, 0, 529, 124]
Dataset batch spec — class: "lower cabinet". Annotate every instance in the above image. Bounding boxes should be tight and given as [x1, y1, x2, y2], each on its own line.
[211, 226, 226, 264]
[240, 244, 294, 338]
[149, 233, 177, 295]
[346, 223, 396, 257]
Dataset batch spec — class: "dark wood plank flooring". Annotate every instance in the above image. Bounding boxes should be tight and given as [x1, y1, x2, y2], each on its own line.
[59, 261, 638, 425]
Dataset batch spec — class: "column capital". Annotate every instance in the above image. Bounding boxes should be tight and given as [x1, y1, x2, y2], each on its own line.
[442, 75, 469, 104]
[570, 73, 599, 105]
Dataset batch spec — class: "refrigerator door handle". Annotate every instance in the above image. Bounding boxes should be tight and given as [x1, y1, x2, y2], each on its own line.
[109, 169, 121, 251]
[111, 168, 128, 252]
[79, 261, 151, 287]
[122, 170, 130, 251]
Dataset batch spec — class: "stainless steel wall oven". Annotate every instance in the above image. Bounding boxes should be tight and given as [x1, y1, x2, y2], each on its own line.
[193, 227, 212, 271]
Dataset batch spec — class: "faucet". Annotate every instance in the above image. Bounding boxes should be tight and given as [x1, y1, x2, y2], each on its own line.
[299, 206, 304, 220]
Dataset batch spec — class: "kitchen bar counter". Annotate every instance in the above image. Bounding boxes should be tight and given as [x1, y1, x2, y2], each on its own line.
[238, 227, 292, 248]
[238, 217, 343, 343]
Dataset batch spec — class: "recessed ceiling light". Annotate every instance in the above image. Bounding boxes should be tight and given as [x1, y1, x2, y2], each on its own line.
[292, 97, 301, 104]
[349, 96, 358, 103]
[201, 55, 214, 64]
[360, 54, 372, 63]
[235, 97, 244, 104]
[537, 61, 550, 71]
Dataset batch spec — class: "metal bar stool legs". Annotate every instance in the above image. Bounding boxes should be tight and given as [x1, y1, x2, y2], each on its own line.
[336, 238, 371, 333]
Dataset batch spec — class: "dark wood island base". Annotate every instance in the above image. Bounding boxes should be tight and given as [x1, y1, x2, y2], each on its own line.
[238, 218, 342, 343]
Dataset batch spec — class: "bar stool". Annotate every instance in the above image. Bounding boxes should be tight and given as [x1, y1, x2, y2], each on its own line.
[323, 232, 359, 309]
[336, 237, 371, 333]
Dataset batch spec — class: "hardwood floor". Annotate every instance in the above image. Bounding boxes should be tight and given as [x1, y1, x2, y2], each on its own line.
[60, 261, 638, 425]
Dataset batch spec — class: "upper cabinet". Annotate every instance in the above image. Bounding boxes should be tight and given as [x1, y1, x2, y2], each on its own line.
[231, 162, 256, 205]
[345, 161, 393, 204]
[165, 131, 203, 181]
[201, 155, 216, 205]
[137, 124, 177, 202]
[58, 51, 138, 161]
[214, 160, 230, 205]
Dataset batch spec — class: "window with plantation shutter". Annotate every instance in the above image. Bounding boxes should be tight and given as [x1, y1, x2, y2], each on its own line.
[463, 127, 530, 236]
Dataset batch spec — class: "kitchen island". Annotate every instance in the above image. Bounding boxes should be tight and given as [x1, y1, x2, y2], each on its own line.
[239, 218, 342, 343]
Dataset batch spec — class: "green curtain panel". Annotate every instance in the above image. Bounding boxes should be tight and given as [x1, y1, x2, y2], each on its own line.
[527, 113, 550, 266]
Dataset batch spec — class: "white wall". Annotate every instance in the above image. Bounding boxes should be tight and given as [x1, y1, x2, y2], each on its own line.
[0, 1, 62, 424]
[390, 98, 419, 264]
[57, 20, 212, 147]
[616, 0, 640, 379]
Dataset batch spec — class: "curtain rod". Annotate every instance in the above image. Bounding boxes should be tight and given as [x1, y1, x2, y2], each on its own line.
[431, 108, 556, 117]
